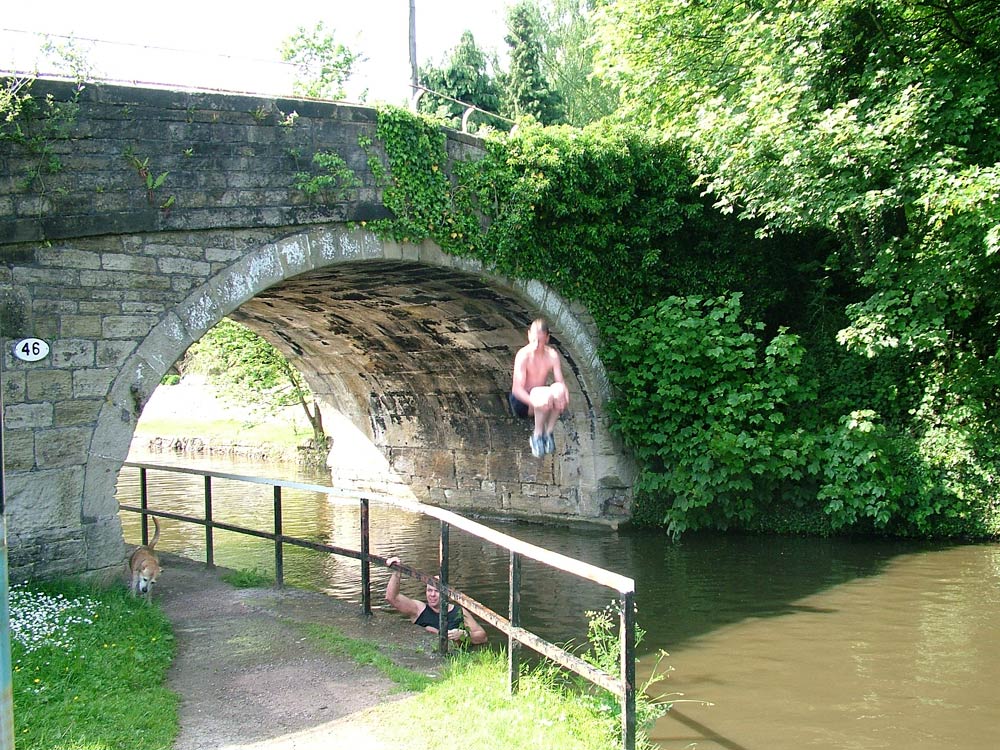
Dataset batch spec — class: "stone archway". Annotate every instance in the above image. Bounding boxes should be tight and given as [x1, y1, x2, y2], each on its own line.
[84, 226, 631, 572]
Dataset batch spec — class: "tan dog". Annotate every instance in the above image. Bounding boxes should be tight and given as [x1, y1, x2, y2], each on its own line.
[129, 516, 161, 603]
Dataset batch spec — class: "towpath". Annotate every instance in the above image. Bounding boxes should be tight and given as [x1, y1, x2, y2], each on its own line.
[154, 551, 442, 750]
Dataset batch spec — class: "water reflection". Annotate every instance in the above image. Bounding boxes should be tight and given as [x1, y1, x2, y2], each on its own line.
[117, 452, 1000, 749]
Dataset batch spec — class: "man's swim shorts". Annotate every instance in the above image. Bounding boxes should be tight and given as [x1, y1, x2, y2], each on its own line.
[508, 392, 530, 418]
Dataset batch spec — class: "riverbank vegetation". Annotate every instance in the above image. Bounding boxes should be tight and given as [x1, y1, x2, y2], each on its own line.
[7, 1, 996, 540]
[154, 319, 330, 465]
[363, 0, 1000, 540]
[11, 578, 663, 750]
[10, 580, 177, 749]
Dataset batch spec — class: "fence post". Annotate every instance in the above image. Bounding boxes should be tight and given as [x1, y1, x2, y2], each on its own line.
[508, 550, 522, 694]
[273, 486, 284, 587]
[438, 521, 450, 654]
[204, 476, 214, 568]
[621, 590, 637, 750]
[360, 497, 371, 615]
[139, 466, 149, 544]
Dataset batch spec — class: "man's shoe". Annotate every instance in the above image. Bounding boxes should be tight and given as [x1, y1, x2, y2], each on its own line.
[544, 433, 555, 454]
[530, 434, 544, 458]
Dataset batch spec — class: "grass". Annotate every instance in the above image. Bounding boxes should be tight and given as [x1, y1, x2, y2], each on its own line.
[297, 621, 434, 693]
[135, 414, 308, 452]
[297, 609, 668, 750]
[10, 579, 177, 750]
[11, 576, 664, 750]
[221, 566, 275, 588]
[357, 648, 651, 750]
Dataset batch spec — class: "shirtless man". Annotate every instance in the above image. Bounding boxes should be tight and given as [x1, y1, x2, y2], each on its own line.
[384, 556, 488, 644]
[509, 318, 569, 458]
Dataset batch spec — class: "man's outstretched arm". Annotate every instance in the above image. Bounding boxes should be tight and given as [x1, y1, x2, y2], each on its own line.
[384, 556, 422, 619]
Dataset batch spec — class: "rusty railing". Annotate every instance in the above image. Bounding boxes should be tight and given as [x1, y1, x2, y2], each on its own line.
[119, 460, 637, 749]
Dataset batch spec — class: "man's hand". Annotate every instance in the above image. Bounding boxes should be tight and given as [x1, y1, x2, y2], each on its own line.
[447, 628, 468, 641]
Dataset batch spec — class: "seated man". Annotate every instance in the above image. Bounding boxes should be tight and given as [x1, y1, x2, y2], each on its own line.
[510, 318, 570, 458]
[384, 556, 487, 645]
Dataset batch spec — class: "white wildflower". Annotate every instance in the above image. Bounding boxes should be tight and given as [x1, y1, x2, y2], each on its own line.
[8, 584, 98, 654]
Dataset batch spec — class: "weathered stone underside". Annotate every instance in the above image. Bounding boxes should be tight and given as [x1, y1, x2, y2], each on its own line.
[233, 259, 631, 521]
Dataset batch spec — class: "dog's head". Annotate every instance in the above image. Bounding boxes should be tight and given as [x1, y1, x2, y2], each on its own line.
[135, 559, 161, 594]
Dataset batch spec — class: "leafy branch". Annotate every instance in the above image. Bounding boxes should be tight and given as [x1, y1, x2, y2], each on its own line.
[292, 150, 359, 204]
[125, 152, 173, 210]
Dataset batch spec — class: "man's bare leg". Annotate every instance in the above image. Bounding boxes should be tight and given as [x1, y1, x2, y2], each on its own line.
[528, 384, 567, 455]
[529, 387, 555, 457]
[543, 382, 568, 452]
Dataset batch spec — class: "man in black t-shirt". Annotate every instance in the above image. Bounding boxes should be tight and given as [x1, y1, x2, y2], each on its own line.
[384, 556, 487, 644]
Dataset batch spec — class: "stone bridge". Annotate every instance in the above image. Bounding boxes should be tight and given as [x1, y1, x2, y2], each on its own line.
[0, 80, 633, 580]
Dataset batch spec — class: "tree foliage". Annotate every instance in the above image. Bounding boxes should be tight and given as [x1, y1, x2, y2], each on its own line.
[503, 2, 565, 124]
[588, 0, 1000, 535]
[184, 319, 327, 450]
[536, 0, 618, 125]
[280, 21, 361, 101]
[605, 294, 816, 534]
[415, 1, 611, 128]
[417, 31, 506, 131]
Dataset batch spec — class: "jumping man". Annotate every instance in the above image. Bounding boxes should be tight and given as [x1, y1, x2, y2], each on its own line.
[509, 318, 569, 458]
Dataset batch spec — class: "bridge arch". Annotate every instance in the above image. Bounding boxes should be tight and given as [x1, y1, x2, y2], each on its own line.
[1, 80, 633, 580]
[90, 226, 632, 539]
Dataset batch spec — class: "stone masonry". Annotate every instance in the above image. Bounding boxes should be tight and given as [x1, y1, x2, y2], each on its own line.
[0, 80, 633, 581]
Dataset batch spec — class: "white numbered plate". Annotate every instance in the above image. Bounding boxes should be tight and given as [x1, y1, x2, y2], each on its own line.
[12, 338, 50, 362]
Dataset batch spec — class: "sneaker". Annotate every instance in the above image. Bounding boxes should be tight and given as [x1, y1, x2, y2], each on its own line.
[544, 433, 555, 454]
[529, 434, 544, 458]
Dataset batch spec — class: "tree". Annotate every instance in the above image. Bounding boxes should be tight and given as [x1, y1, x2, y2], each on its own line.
[592, 0, 1000, 359]
[592, 0, 1000, 532]
[183, 319, 328, 455]
[280, 21, 361, 101]
[536, 0, 617, 125]
[417, 31, 505, 130]
[503, 2, 564, 124]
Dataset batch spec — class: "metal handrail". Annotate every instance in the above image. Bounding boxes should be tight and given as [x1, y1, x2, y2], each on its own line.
[120, 460, 637, 749]
[409, 83, 516, 133]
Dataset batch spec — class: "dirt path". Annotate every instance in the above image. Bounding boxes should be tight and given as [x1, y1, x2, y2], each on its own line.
[154, 551, 443, 749]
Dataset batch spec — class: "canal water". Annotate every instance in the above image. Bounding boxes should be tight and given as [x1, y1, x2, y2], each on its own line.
[116, 452, 1000, 749]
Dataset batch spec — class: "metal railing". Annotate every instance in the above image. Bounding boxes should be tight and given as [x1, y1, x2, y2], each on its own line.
[409, 84, 516, 133]
[120, 460, 637, 749]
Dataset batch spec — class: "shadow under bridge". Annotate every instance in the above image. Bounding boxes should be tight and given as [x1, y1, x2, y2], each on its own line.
[229, 259, 632, 523]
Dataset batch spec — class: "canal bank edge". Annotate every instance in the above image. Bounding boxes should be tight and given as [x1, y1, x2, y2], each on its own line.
[155, 549, 443, 750]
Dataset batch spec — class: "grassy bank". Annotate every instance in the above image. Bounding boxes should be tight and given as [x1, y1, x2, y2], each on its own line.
[12, 578, 663, 750]
[298, 617, 664, 749]
[134, 377, 313, 459]
[134, 414, 309, 455]
[10, 580, 177, 749]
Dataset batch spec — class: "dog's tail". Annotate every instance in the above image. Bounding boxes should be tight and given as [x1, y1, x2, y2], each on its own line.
[148, 515, 161, 549]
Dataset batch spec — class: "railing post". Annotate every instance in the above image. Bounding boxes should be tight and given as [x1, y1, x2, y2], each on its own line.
[508, 550, 522, 694]
[139, 467, 149, 545]
[204, 476, 214, 568]
[621, 590, 637, 750]
[119, 461, 641, 747]
[273, 486, 284, 587]
[360, 497, 371, 615]
[438, 520, 450, 655]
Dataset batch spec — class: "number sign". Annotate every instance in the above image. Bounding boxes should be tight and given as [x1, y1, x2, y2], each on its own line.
[12, 338, 50, 362]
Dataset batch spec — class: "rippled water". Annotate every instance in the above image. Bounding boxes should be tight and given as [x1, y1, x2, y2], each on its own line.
[116, 452, 1000, 749]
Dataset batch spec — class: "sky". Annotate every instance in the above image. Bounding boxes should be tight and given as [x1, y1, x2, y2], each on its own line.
[1, 0, 514, 105]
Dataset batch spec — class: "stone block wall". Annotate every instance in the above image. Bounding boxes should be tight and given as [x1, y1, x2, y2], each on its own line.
[0, 81, 632, 581]
[0, 78, 483, 245]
